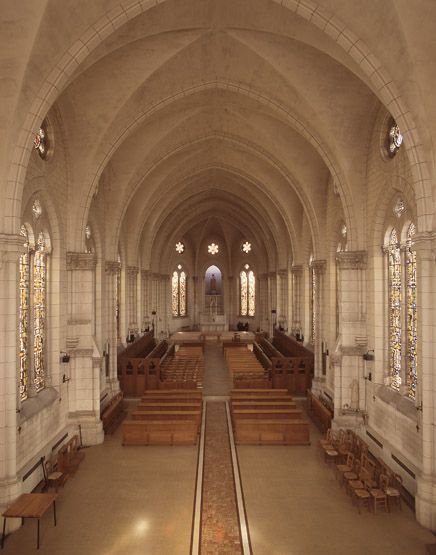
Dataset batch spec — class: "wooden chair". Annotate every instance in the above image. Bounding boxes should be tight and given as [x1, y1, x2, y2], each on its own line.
[344, 459, 361, 492]
[353, 486, 371, 513]
[335, 452, 354, 484]
[44, 457, 65, 492]
[384, 473, 402, 511]
[368, 474, 388, 513]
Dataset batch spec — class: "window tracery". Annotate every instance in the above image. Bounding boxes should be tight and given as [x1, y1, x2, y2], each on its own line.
[19, 214, 50, 400]
[406, 223, 417, 398]
[240, 265, 255, 316]
[388, 228, 401, 390]
[172, 266, 187, 317]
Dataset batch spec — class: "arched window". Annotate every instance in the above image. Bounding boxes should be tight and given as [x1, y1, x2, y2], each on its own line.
[388, 228, 401, 390]
[405, 223, 417, 398]
[19, 225, 32, 400]
[116, 252, 121, 340]
[19, 221, 50, 400]
[33, 233, 47, 392]
[309, 254, 315, 345]
[172, 265, 187, 317]
[385, 219, 417, 398]
[240, 264, 255, 316]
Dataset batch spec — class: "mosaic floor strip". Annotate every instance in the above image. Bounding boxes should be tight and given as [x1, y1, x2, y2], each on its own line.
[200, 402, 243, 555]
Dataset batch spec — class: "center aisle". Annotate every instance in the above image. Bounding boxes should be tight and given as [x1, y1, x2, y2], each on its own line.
[201, 342, 233, 396]
[191, 342, 251, 554]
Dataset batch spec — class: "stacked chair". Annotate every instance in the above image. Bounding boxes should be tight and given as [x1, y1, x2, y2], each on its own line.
[319, 427, 404, 514]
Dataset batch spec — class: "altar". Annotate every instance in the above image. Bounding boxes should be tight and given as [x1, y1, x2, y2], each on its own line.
[199, 313, 227, 332]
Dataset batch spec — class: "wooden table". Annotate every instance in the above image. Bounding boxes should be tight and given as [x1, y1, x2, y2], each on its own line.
[2, 493, 57, 550]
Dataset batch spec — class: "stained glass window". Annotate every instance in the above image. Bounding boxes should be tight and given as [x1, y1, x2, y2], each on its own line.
[406, 223, 417, 398]
[388, 229, 401, 390]
[208, 243, 219, 255]
[175, 242, 185, 254]
[240, 266, 255, 316]
[34, 125, 48, 159]
[19, 226, 30, 400]
[242, 241, 251, 253]
[311, 266, 316, 345]
[240, 270, 248, 315]
[172, 267, 187, 317]
[116, 254, 121, 340]
[33, 233, 46, 392]
[389, 122, 403, 156]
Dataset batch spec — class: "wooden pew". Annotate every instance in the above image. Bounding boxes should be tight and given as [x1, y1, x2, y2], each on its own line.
[101, 392, 125, 434]
[122, 420, 198, 445]
[131, 410, 201, 426]
[306, 389, 333, 433]
[142, 389, 202, 399]
[136, 402, 201, 411]
[231, 400, 297, 410]
[233, 419, 310, 445]
[232, 408, 303, 420]
[231, 388, 289, 397]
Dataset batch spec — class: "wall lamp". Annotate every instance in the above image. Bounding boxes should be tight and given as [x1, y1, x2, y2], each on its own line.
[60, 352, 70, 363]
[363, 350, 374, 361]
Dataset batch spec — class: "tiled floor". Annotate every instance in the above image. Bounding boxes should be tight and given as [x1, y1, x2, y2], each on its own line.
[3, 343, 435, 554]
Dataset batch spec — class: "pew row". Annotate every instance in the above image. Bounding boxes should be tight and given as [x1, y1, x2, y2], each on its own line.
[233, 419, 310, 445]
[122, 420, 198, 445]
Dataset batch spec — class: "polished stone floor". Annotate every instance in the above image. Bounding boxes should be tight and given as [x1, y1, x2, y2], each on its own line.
[3, 342, 435, 554]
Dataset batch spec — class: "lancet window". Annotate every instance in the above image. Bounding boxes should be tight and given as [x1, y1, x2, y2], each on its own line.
[19, 216, 50, 400]
[386, 220, 418, 398]
[240, 264, 255, 316]
[172, 265, 187, 317]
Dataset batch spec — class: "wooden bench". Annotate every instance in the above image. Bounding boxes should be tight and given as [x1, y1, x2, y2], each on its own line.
[131, 410, 201, 426]
[233, 419, 310, 445]
[143, 389, 202, 396]
[231, 400, 298, 410]
[232, 408, 303, 420]
[306, 390, 333, 433]
[136, 402, 202, 412]
[101, 392, 126, 434]
[231, 388, 289, 397]
[122, 420, 198, 445]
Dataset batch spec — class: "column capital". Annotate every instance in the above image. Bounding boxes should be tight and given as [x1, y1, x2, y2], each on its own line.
[126, 265, 139, 276]
[105, 260, 121, 274]
[0, 233, 25, 265]
[141, 269, 150, 279]
[311, 259, 327, 273]
[277, 268, 288, 278]
[67, 252, 97, 270]
[291, 264, 303, 276]
[336, 251, 367, 270]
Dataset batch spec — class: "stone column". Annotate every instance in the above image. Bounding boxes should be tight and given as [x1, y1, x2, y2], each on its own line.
[414, 232, 436, 529]
[258, 273, 269, 332]
[0, 234, 23, 510]
[192, 276, 198, 329]
[268, 272, 277, 335]
[291, 265, 303, 335]
[140, 270, 150, 331]
[227, 275, 233, 329]
[277, 269, 288, 330]
[104, 260, 120, 387]
[333, 251, 367, 425]
[66, 252, 103, 445]
[126, 266, 138, 333]
[312, 260, 326, 385]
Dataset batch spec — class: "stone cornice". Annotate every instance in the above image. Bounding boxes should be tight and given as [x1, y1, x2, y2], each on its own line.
[291, 265, 303, 275]
[336, 251, 367, 270]
[105, 260, 121, 274]
[67, 252, 97, 270]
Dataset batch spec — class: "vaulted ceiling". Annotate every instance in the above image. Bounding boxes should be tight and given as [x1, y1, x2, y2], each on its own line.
[2, 0, 435, 270]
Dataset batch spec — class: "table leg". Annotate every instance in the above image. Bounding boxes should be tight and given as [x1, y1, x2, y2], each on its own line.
[37, 519, 40, 550]
[1, 518, 6, 549]
[53, 500, 57, 526]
